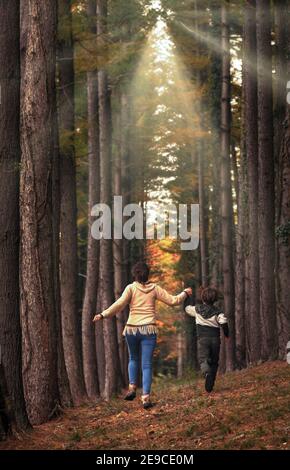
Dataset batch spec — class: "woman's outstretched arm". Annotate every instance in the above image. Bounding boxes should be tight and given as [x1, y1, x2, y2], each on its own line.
[93, 284, 132, 321]
[155, 285, 191, 306]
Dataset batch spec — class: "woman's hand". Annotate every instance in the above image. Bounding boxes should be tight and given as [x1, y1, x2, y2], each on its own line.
[93, 314, 103, 322]
[184, 287, 192, 296]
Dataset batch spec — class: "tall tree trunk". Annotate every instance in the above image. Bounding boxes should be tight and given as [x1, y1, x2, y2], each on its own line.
[276, 108, 290, 359]
[244, 0, 261, 364]
[210, 145, 222, 288]
[236, 53, 249, 370]
[58, 0, 87, 405]
[234, 45, 246, 369]
[120, 92, 130, 381]
[119, 92, 131, 383]
[209, 7, 222, 289]
[273, 0, 289, 160]
[256, 0, 278, 360]
[113, 92, 127, 386]
[82, 0, 103, 399]
[0, 0, 30, 431]
[20, 0, 60, 424]
[198, 140, 208, 287]
[53, 53, 72, 409]
[208, 3, 224, 373]
[231, 143, 239, 207]
[275, 1, 290, 359]
[220, 1, 235, 371]
[122, 93, 134, 283]
[193, 0, 208, 287]
[235, 149, 247, 369]
[97, 0, 120, 399]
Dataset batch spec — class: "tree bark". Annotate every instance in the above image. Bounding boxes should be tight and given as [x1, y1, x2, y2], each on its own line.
[244, 0, 261, 364]
[275, 0, 290, 359]
[120, 92, 130, 381]
[0, 361, 17, 439]
[20, 0, 60, 424]
[82, 0, 103, 399]
[273, 0, 289, 161]
[220, 1, 235, 371]
[122, 93, 134, 284]
[235, 150, 247, 369]
[51, 4, 72, 410]
[209, 7, 222, 289]
[97, 0, 121, 399]
[112, 91, 129, 386]
[193, 1, 208, 287]
[274, 1, 290, 359]
[276, 109, 290, 359]
[256, 0, 278, 360]
[198, 136, 208, 286]
[58, 0, 87, 405]
[0, 0, 30, 431]
[53, 57, 72, 410]
[210, 137, 222, 288]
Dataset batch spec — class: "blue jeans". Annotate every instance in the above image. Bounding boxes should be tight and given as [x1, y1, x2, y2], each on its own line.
[125, 332, 157, 395]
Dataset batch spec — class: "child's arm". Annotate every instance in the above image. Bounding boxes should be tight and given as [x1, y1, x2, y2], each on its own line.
[217, 313, 229, 337]
[94, 284, 132, 320]
[184, 305, 196, 318]
[183, 293, 196, 317]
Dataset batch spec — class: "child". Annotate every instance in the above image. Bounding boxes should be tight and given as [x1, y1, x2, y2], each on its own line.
[184, 286, 229, 393]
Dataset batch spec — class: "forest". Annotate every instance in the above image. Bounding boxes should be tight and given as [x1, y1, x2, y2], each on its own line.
[0, 0, 289, 451]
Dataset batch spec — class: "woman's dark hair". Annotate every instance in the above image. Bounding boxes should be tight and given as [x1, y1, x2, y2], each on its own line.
[200, 286, 219, 305]
[132, 262, 150, 284]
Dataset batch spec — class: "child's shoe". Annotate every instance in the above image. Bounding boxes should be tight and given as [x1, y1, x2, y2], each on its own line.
[205, 373, 215, 393]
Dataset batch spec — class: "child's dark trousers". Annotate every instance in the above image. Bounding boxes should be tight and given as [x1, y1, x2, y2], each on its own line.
[197, 336, 220, 380]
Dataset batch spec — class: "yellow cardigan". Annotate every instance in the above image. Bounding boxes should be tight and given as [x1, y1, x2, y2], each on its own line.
[101, 281, 187, 334]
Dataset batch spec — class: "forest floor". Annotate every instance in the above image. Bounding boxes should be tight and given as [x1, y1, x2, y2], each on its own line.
[1, 361, 289, 451]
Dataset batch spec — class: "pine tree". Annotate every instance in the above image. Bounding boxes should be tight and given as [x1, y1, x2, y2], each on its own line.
[58, 0, 87, 405]
[244, 0, 261, 364]
[97, 0, 121, 398]
[20, 0, 60, 424]
[275, 0, 290, 359]
[0, 0, 30, 431]
[82, 0, 103, 399]
[220, 1, 235, 370]
[256, 0, 278, 360]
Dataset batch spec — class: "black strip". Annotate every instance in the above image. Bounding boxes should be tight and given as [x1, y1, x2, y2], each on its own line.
[0, 450, 289, 467]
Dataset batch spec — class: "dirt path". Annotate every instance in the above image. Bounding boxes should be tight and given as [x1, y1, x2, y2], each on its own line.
[1, 361, 289, 450]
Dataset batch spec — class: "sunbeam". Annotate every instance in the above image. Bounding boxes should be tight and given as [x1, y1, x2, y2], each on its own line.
[175, 17, 284, 89]
[130, 16, 204, 205]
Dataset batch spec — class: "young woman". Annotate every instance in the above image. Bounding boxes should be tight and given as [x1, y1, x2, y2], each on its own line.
[93, 261, 192, 409]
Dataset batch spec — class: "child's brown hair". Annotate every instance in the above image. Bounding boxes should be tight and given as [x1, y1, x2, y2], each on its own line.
[199, 286, 219, 305]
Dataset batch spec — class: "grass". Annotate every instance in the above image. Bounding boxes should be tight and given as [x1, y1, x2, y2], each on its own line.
[0, 361, 289, 450]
